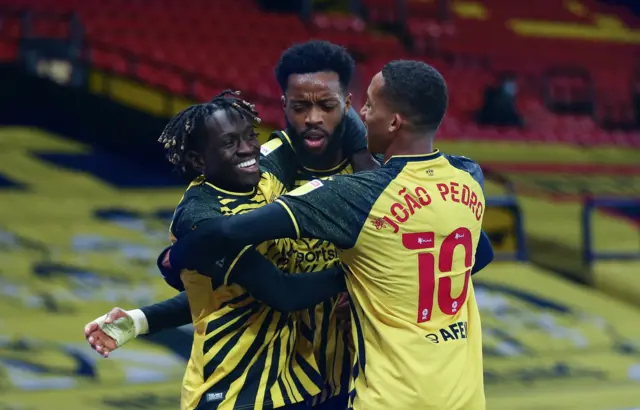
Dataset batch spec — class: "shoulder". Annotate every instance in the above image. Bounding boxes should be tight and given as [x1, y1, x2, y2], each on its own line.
[443, 154, 484, 188]
[344, 107, 366, 130]
[171, 182, 223, 238]
[287, 167, 396, 202]
[263, 130, 294, 155]
[261, 135, 285, 157]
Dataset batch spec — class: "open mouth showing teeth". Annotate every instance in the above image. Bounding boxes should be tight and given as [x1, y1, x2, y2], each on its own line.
[237, 158, 257, 169]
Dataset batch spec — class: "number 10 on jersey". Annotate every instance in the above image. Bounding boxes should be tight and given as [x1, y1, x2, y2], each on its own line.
[402, 228, 473, 323]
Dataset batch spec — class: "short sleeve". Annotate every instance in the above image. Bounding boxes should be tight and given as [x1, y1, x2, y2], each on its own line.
[170, 194, 222, 240]
[259, 132, 297, 189]
[445, 155, 485, 192]
[276, 173, 385, 249]
[341, 107, 368, 156]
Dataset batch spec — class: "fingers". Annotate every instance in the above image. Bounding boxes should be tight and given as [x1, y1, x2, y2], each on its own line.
[104, 307, 127, 324]
[86, 329, 119, 358]
[162, 249, 172, 269]
[84, 321, 99, 337]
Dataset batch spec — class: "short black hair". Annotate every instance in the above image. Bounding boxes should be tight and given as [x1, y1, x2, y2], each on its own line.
[158, 90, 260, 175]
[380, 60, 448, 131]
[275, 40, 355, 92]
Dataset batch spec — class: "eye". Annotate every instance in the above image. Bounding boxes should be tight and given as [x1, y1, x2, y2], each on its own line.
[242, 132, 259, 141]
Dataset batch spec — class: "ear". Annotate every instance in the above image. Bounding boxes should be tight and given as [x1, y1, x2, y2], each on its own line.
[185, 150, 205, 173]
[281, 95, 286, 111]
[388, 113, 402, 133]
[344, 93, 352, 112]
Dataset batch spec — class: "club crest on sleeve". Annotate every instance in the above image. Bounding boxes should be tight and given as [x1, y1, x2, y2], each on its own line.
[286, 179, 324, 197]
[260, 145, 273, 156]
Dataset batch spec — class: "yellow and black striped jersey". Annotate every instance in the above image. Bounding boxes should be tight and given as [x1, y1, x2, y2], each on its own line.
[271, 130, 355, 404]
[170, 142, 322, 410]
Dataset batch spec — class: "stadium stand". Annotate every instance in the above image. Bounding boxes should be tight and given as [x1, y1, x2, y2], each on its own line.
[0, 0, 639, 409]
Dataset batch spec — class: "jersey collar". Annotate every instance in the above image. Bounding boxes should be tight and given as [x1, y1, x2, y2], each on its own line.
[384, 150, 442, 166]
[203, 179, 257, 197]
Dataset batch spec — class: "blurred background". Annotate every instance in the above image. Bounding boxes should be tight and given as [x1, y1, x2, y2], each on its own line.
[0, 0, 639, 409]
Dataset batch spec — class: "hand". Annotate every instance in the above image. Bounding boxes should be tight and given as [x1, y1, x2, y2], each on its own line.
[84, 307, 129, 358]
[158, 247, 185, 291]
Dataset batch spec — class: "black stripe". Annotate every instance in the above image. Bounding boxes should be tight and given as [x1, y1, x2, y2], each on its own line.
[278, 379, 290, 406]
[281, 316, 297, 398]
[348, 387, 357, 409]
[295, 353, 324, 393]
[264, 312, 288, 407]
[288, 354, 310, 402]
[318, 300, 332, 382]
[202, 323, 250, 386]
[339, 329, 351, 396]
[234, 337, 270, 409]
[223, 198, 264, 214]
[209, 308, 278, 398]
[203, 301, 261, 355]
[349, 298, 367, 382]
[299, 321, 314, 343]
[220, 292, 251, 309]
[205, 299, 259, 335]
[203, 308, 253, 356]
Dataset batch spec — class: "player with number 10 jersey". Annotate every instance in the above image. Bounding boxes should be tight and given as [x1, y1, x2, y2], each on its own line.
[169, 61, 490, 409]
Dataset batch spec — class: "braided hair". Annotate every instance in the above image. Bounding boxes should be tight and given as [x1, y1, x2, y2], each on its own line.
[158, 90, 261, 176]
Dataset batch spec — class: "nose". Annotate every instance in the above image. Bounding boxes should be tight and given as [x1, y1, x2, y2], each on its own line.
[237, 139, 255, 156]
[359, 105, 367, 117]
[305, 106, 324, 126]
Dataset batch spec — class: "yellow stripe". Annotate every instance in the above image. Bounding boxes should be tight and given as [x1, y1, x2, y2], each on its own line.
[279, 131, 296, 153]
[205, 181, 256, 196]
[223, 245, 252, 285]
[275, 200, 300, 239]
[302, 157, 349, 174]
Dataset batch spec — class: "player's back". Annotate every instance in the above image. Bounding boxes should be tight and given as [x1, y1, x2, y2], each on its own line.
[342, 152, 486, 410]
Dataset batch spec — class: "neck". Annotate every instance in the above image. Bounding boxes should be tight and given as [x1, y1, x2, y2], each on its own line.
[298, 147, 345, 171]
[205, 174, 255, 194]
[383, 131, 435, 162]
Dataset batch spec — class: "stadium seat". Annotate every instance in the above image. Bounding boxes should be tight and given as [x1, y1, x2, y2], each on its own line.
[2, 0, 638, 145]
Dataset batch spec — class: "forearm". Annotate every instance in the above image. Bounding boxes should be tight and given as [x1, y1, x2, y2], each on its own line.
[230, 248, 347, 312]
[139, 292, 192, 334]
[170, 203, 297, 271]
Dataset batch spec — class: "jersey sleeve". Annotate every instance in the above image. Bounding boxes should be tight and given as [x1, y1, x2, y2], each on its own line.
[341, 106, 368, 156]
[445, 155, 485, 192]
[170, 193, 222, 240]
[140, 292, 192, 334]
[276, 173, 380, 250]
[259, 132, 298, 189]
[223, 246, 346, 312]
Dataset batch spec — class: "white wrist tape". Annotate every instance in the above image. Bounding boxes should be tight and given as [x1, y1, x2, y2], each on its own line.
[97, 309, 149, 347]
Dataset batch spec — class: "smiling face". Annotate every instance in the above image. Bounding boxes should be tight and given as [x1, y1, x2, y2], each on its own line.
[283, 71, 351, 157]
[186, 108, 261, 191]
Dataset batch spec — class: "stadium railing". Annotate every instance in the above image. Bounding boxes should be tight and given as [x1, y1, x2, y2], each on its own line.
[582, 197, 640, 264]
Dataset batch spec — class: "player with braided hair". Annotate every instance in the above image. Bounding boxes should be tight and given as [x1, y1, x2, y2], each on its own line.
[154, 91, 336, 410]
[84, 89, 371, 410]
[158, 90, 263, 183]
